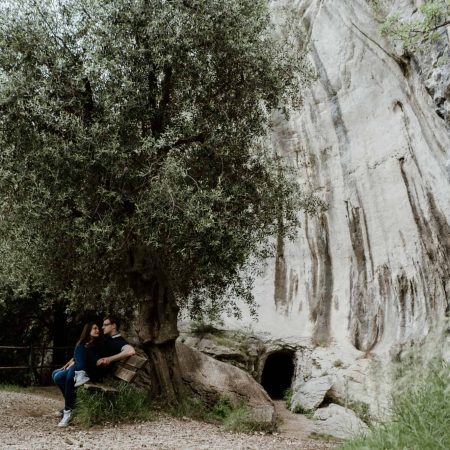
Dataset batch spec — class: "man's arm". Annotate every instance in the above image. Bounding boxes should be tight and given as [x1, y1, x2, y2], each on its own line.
[96, 344, 135, 366]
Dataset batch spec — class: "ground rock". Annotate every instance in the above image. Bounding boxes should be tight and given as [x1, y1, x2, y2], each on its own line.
[313, 404, 369, 439]
[291, 376, 332, 411]
[181, 336, 247, 362]
[176, 341, 276, 425]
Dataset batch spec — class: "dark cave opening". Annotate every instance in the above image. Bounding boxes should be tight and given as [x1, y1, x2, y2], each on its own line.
[260, 350, 295, 399]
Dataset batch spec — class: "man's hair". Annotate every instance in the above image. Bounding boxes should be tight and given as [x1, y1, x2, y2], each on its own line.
[104, 315, 121, 331]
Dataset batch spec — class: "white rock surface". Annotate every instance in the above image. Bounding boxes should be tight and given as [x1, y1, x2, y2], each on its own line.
[291, 376, 332, 411]
[220, 0, 450, 417]
[226, 0, 449, 369]
[313, 404, 369, 440]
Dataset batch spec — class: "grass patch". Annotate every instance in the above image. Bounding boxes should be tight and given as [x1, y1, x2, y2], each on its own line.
[309, 431, 337, 442]
[74, 381, 153, 427]
[190, 321, 223, 336]
[283, 387, 315, 418]
[347, 400, 371, 426]
[339, 358, 450, 450]
[170, 395, 274, 433]
[292, 403, 314, 418]
[283, 388, 293, 409]
[0, 383, 24, 392]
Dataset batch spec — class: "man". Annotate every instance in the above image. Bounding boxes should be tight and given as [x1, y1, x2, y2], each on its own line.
[97, 316, 136, 367]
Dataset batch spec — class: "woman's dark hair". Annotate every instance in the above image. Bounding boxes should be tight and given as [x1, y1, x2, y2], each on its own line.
[77, 322, 100, 347]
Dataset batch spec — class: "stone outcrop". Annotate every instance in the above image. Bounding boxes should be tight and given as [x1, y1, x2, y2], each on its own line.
[313, 404, 369, 439]
[290, 376, 332, 411]
[176, 341, 276, 425]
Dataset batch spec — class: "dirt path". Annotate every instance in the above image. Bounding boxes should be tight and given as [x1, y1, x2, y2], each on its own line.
[0, 389, 337, 450]
[274, 400, 317, 440]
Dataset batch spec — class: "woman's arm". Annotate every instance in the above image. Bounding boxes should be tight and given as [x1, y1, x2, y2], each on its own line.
[62, 358, 75, 369]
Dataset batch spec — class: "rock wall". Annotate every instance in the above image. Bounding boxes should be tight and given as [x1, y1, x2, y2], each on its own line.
[229, 0, 450, 357]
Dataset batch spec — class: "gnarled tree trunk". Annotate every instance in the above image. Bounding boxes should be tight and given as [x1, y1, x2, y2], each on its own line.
[129, 250, 185, 404]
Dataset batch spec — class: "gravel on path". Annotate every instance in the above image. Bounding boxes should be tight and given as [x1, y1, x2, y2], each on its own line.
[0, 389, 336, 450]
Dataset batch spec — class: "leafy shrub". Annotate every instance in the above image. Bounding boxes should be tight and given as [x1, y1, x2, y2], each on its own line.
[74, 381, 153, 427]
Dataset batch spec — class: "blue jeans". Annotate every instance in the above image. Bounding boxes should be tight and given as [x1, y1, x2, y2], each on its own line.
[52, 366, 76, 410]
[52, 345, 88, 410]
[73, 344, 88, 371]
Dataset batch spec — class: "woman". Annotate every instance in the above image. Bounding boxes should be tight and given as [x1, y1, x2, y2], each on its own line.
[52, 322, 106, 427]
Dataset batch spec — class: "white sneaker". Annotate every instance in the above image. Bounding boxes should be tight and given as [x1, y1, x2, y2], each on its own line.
[57, 409, 72, 427]
[74, 370, 90, 387]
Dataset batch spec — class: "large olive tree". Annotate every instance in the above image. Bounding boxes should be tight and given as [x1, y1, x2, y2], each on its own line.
[0, 0, 318, 401]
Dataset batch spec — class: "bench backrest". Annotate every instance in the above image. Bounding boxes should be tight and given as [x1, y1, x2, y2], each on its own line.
[113, 354, 148, 382]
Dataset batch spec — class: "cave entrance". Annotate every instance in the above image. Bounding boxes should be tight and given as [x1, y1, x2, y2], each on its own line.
[260, 350, 295, 399]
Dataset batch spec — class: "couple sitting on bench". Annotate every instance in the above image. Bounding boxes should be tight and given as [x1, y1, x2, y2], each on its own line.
[52, 316, 135, 427]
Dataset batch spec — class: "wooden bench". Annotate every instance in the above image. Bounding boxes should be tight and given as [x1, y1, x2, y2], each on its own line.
[84, 354, 148, 393]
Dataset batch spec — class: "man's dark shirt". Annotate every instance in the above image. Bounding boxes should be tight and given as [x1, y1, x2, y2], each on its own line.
[104, 333, 130, 357]
[84, 334, 129, 381]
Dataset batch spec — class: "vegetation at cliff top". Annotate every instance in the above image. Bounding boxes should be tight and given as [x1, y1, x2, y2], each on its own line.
[381, 0, 450, 54]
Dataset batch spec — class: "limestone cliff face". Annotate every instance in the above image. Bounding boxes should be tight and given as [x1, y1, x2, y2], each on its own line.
[236, 0, 450, 355]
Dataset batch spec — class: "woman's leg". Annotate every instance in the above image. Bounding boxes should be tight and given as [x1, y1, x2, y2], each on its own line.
[63, 365, 77, 410]
[73, 344, 91, 386]
[52, 368, 67, 396]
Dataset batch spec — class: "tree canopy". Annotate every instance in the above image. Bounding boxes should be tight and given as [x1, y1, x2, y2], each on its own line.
[0, 0, 320, 320]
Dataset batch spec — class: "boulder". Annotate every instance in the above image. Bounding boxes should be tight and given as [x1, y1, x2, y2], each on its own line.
[313, 404, 369, 439]
[176, 341, 275, 425]
[291, 376, 332, 411]
[181, 336, 247, 362]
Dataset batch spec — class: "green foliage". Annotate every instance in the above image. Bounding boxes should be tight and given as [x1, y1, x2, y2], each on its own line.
[367, 0, 384, 16]
[189, 321, 223, 336]
[0, 0, 321, 320]
[283, 387, 293, 409]
[74, 382, 153, 427]
[0, 384, 23, 392]
[339, 359, 450, 450]
[309, 431, 337, 442]
[381, 1, 450, 53]
[283, 388, 315, 418]
[292, 403, 314, 418]
[169, 394, 273, 432]
[347, 400, 371, 426]
[0, 286, 65, 384]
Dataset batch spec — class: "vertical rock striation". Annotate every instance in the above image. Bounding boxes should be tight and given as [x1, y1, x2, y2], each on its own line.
[240, 0, 450, 356]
